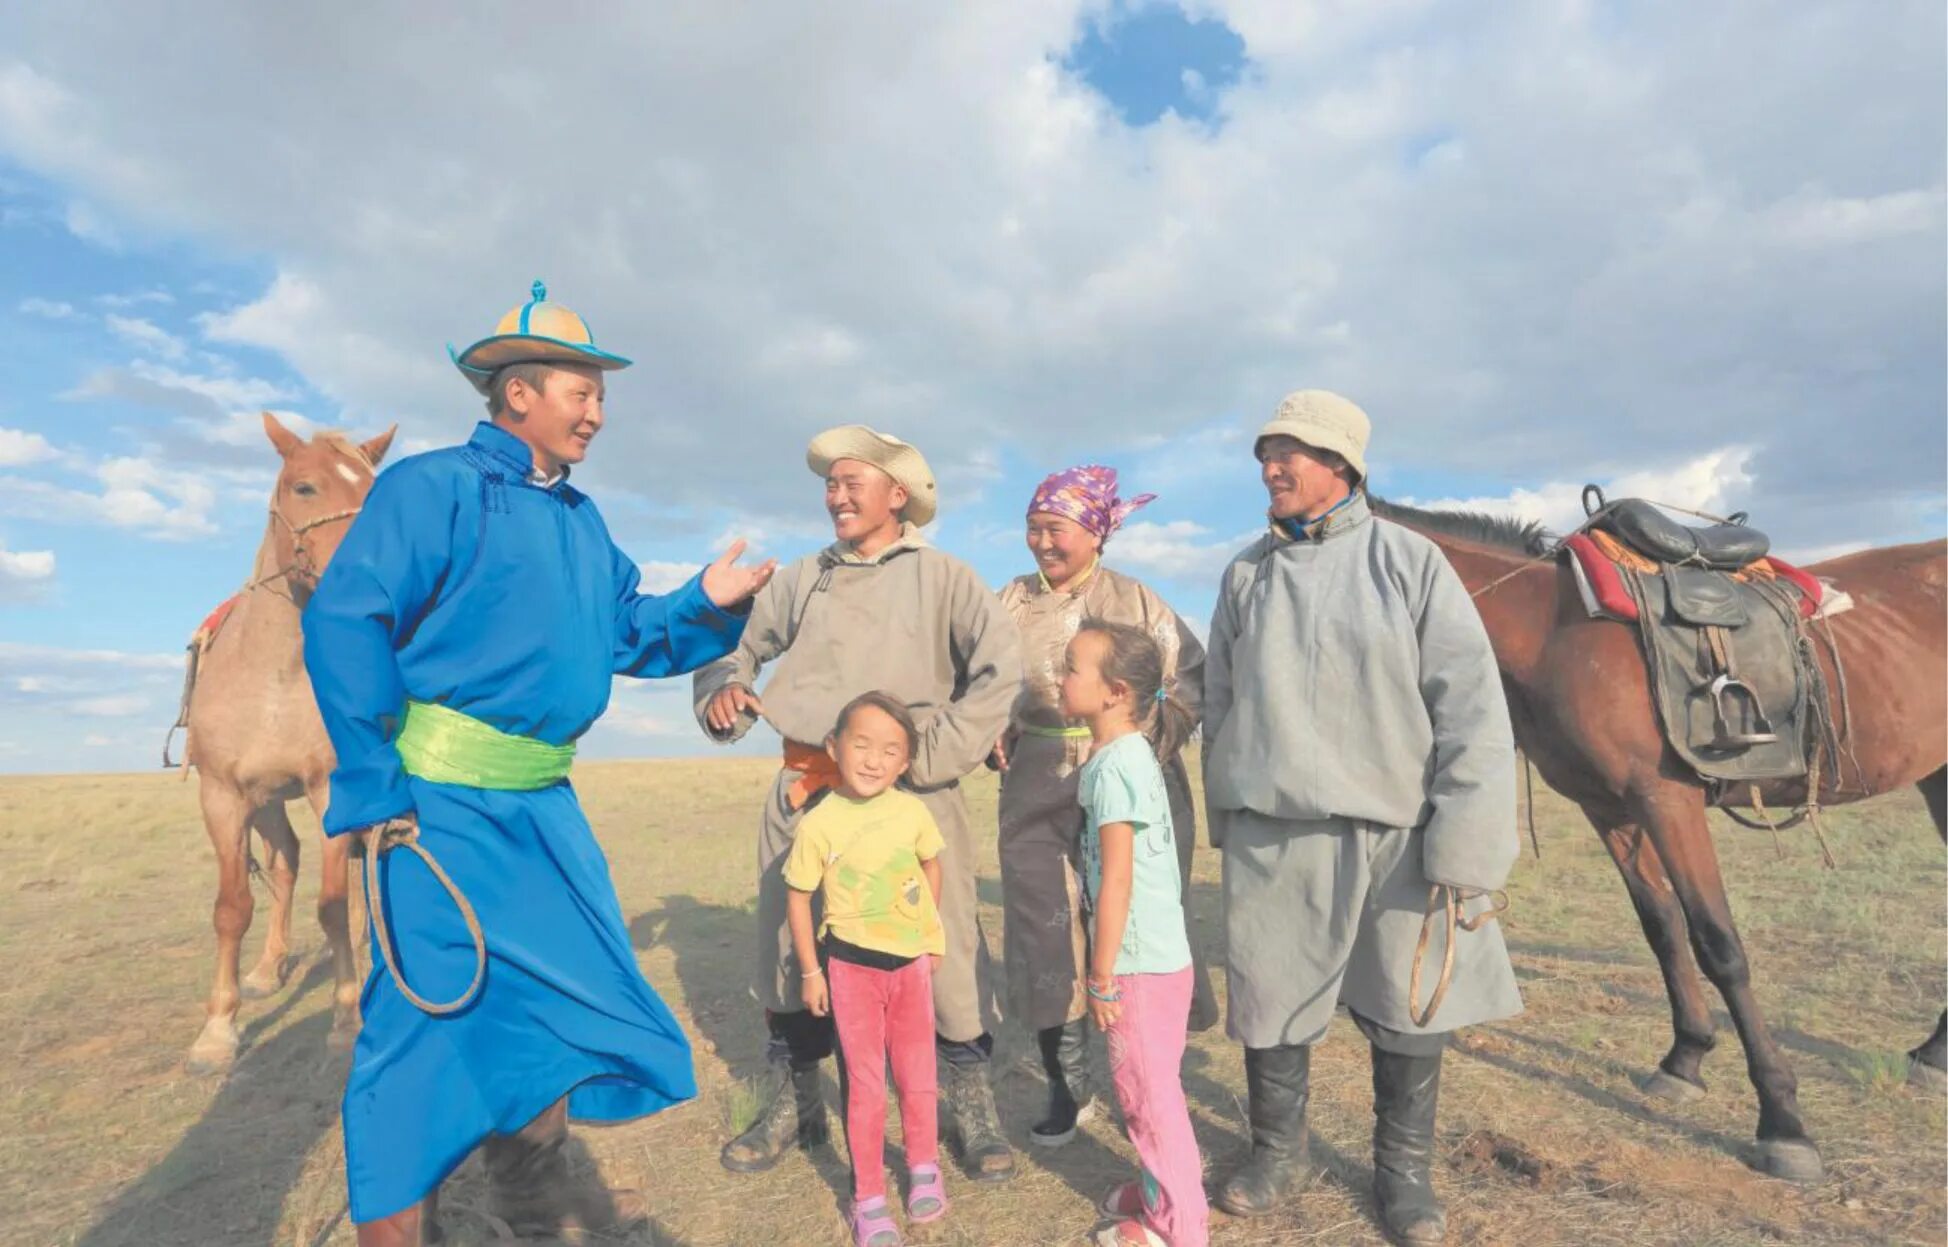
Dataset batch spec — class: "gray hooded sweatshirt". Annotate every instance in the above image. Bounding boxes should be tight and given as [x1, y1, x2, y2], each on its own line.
[1202, 493, 1517, 893]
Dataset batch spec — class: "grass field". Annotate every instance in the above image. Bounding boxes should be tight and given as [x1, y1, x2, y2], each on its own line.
[2, 754, 1942, 1246]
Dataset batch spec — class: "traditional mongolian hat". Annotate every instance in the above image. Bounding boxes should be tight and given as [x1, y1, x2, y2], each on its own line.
[806, 425, 939, 526]
[449, 280, 632, 394]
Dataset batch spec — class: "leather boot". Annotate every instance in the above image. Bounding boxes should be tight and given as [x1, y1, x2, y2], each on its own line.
[720, 1061, 830, 1173]
[1215, 1044, 1313, 1217]
[484, 1100, 649, 1238]
[1371, 1045, 1446, 1245]
[942, 1056, 1016, 1181]
[1030, 1020, 1098, 1147]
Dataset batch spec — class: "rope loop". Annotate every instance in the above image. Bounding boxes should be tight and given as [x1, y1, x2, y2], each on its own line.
[360, 818, 488, 1016]
[1408, 884, 1510, 1028]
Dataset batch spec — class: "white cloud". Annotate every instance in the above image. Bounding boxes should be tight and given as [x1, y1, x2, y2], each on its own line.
[63, 199, 119, 248]
[1764, 186, 1943, 248]
[1777, 538, 1870, 565]
[67, 693, 148, 717]
[0, 2, 1936, 560]
[637, 560, 702, 595]
[0, 640, 180, 671]
[0, 540, 54, 601]
[1109, 519, 1256, 582]
[18, 295, 78, 319]
[0, 454, 219, 540]
[104, 312, 187, 360]
[0, 426, 55, 466]
[96, 287, 172, 308]
[1405, 447, 1757, 538]
[0, 640, 182, 771]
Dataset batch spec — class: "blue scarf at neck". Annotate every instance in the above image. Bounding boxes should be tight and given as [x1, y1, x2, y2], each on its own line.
[1276, 490, 1357, 541]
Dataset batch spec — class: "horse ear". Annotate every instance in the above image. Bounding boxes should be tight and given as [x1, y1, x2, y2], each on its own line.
[262, 411, 306, 459]
[361, 425, 398, 468]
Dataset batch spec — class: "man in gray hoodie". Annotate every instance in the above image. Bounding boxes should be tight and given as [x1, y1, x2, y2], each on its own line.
[694, 425, 1023, 1185]
[1202, 391, 1521, 1244]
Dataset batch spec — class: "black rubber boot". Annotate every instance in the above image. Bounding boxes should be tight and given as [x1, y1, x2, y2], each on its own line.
[1371, 1045, 1446, 1245]
[1030, 1020, 1097, 1147]
[943, 1055, 1016, 1181]
[719, 1061, 830, 1173]
[1215, 1044, 1313, 1217]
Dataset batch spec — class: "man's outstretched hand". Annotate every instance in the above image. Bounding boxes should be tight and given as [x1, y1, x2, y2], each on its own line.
[701, 538, 778, 609]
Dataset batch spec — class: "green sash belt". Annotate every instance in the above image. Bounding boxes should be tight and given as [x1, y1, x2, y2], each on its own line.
[396, 699, 575, 789]
[1020, 723, 1092, 739]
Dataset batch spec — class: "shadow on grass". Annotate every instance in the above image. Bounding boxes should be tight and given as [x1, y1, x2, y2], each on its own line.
[1460, 1025, 1754, 1164]
[75, 1006, 346, 1247]
[629, 894, 854, 1212]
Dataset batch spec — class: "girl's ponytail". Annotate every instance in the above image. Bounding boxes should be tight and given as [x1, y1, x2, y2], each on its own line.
[1076, 618, 1190, 761]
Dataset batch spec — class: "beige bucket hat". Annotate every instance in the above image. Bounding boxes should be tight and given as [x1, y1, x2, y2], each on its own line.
[1255, 389, 1371, 482]
[806, 425, 939, 526]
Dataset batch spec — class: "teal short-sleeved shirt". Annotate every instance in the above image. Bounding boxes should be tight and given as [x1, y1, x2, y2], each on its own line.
[1078, 731, 1193, 976]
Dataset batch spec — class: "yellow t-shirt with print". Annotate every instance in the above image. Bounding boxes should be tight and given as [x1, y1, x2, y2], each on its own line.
[782, 789, 946, 959]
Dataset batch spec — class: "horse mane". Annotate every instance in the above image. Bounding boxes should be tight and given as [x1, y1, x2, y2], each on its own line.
[1368, 494, 1554, 557]
[315, 430, 376, 470]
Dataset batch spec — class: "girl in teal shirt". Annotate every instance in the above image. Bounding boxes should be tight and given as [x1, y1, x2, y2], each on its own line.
[1060, 620, 1209, 1247]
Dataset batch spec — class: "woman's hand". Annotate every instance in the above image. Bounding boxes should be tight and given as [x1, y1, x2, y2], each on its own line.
[987, 735, 1010, 772]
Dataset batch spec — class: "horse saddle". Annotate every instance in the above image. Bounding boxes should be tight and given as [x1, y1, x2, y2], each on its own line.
[1599, 496, 1771, 571]
[1571, 487, 1827, 785]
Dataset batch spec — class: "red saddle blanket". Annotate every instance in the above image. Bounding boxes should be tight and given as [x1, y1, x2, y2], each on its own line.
[192, 594, 243, 647]
[1563, 533, 1821, 623]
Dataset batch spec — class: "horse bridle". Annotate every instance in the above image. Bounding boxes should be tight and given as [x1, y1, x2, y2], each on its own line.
[243, 500, 363, 597]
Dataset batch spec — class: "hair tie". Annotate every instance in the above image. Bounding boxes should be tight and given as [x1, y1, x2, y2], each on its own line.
[1154, 687, 1167, 702]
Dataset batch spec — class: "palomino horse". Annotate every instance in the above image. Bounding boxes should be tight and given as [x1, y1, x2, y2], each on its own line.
[1369, 497, 1945, 1183]
[182, 412, 395, 1074]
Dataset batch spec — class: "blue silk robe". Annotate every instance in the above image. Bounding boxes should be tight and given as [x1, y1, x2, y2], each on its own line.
[303, 421, 745, 1222]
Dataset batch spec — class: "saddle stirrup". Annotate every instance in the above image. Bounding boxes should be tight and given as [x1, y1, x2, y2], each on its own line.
[1705, 672, 1779, 748]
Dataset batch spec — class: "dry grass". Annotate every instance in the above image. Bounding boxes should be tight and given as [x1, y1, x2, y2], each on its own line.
[1, 755, 1942, 1246]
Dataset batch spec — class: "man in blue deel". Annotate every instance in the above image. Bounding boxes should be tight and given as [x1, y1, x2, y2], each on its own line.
[303, 281, 776, 1246]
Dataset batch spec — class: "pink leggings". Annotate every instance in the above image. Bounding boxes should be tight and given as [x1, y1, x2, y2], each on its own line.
[830, 956, 938, 1202]
[1107, 966, 1208, 1247]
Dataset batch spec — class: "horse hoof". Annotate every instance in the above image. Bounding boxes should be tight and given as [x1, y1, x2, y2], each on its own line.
[242, 954, 298, 999]
[1639, 1069, 1706, 1103]
[1907, 1057, 1947, 1093]
[185, 1043, 237, 1076]
[1753, 1138, 1824, 1184]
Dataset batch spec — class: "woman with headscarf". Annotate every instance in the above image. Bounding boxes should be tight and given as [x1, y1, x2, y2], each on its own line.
[994, 465, 1219, 1151]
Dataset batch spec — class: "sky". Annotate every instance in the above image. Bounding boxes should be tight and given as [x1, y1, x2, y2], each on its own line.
[0, 1, 1942, 775]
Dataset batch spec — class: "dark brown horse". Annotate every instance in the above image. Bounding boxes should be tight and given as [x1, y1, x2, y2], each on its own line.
[1371, 497, 1946, 1183]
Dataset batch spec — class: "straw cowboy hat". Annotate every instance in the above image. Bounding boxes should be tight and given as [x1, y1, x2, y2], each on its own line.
[450, 280, 632, 394]
[1255, 389, 1371, 483]
[806, 425, 939, 526]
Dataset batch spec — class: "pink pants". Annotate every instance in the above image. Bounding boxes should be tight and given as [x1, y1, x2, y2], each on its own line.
[1107, 966, 1208, 1247]
[830, 956, 939, 1202]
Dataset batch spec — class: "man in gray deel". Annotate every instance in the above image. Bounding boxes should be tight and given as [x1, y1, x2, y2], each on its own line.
[1201, 390, 1522, 1244]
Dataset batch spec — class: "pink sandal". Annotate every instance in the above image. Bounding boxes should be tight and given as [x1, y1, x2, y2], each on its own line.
[1097, 1180, 1144, 1219]
[905, 1164, 948, 1224]
[850, 1195, 902, 1247]
[1093, 1221, 1166, 1247]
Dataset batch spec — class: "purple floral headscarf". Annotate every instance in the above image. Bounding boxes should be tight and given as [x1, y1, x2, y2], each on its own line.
[1027, 465, 1155, 541]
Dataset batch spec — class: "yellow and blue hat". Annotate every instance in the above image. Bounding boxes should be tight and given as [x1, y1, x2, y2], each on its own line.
[449, 280, 632, 394]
